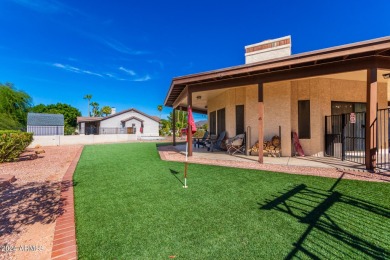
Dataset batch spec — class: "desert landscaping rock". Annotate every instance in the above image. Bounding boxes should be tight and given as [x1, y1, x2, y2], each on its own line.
[0, 145, 82, 260]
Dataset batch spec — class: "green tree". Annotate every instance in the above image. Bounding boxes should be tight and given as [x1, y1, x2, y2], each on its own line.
[29, 103, 46, 113]
[30, 103, 82, 132]
[157, 105, 163, 119]
[90, 102, 100, 117]
[0, 83, 32, 129]
[0, 113, 21, 130]
[101, 106, 112, 117]
[167, 110, 188, 136]
[159, 118, 171, 136]
[83, 94, 93, 117]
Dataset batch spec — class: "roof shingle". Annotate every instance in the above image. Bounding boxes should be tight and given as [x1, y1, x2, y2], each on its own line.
[27, 113, 64, 126]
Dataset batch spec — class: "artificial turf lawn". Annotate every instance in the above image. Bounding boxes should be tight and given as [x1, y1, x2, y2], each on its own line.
[73, 143, 390, 259]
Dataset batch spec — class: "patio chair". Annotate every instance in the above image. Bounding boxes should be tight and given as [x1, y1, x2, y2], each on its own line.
[226, 133, 245, 155]
[207, 131, 227, 152]
[194, 130, 209, 148]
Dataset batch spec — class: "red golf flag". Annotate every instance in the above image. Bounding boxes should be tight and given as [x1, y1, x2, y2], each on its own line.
[188, 106, 197, 133]
[186, 106, 197, 142]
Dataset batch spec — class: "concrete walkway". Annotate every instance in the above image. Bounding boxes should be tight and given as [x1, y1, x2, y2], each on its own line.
[175, 144, 367, 172]
[159, 145, 389, 182]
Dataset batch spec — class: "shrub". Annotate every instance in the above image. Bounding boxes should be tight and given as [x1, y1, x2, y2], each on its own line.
[64, 126, 75, 135]
[193, 129, 206, 138]
[0, 130, 33, 162]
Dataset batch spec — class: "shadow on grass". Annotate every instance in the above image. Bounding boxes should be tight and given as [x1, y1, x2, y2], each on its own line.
[156, 142, 187, 149]
[259, 176, 390, 259]
[169, 169, 185, 186]
[0, 181, 72, 237]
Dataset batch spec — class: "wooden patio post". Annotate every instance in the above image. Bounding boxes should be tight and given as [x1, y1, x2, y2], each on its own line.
[258, 82, 264, 163]
[172, 108, 176, 146]
[365, 68, 377, 171]
[187, 88, 193, 156]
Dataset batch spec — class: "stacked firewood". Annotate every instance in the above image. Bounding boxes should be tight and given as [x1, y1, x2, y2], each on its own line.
[250, 135, 281, 157]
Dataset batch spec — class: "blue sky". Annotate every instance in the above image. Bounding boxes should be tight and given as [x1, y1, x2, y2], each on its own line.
[0, 0, 389, 120]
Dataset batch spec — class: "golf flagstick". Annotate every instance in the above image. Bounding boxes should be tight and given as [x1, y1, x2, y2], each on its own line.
[184, 139, 188, 188]
[184, 105, 196, 189]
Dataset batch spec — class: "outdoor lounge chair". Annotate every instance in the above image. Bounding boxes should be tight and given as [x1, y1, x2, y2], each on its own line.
[226, 133, 245, 155]
[207, 131, 227, 152]
[194, 130, 209, 148]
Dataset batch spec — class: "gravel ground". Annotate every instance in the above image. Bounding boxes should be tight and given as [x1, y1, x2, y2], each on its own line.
[158, 145, 390, 183]
[0, 145, 82, 260]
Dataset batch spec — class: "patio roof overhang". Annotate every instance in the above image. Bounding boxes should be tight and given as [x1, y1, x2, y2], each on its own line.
[164, 36, 390, 111]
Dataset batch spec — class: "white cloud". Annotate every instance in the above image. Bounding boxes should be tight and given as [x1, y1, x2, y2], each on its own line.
[52, 62, 149, 82]
[133, 75, 151, 82]
[105, 73, 126, 81]
[83, 70, 103, 77]
[117, 67, 151, 81]
[52, 63, 103, 77]
[119, 66, 136, 76]
[102, 38, 149, 55]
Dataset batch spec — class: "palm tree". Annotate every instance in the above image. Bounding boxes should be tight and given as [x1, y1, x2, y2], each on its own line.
[167, 110, 187, 136]
[157, 105, 163, 119]
[101, 106, 112, 117]
[83, 94, 92, 117]
[90, 102, 100, 117]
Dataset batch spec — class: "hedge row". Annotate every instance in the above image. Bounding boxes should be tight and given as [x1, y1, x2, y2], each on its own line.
[0, 130, 33, 162]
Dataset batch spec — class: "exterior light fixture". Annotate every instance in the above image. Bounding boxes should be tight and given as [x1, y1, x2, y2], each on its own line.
[196, 96, 202, 100]
[383, 73, 390, 79]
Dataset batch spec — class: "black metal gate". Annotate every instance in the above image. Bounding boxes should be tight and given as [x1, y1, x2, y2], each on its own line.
[376, 108, 390, 170]
[325, 109, 390, 170]
[325, 112, 366, 164]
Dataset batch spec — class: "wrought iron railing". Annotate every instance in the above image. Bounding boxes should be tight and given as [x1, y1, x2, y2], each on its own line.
[376, 108, 390, 170]
[79, 127, 132, 135]
[325, 112, 365, 165]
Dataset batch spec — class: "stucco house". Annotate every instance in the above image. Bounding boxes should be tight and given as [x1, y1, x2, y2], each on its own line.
[77, 108, 160, 137]
[27, 113, 64, 136]
[164, 36, 390, 170]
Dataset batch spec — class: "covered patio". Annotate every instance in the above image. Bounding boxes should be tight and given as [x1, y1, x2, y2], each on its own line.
[158, 144, 390, 182]
[173, 143, 367, 170]
[164, 36, 390, 171]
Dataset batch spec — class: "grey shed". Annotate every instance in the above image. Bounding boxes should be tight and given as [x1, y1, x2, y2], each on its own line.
[27, 113, 65, 136]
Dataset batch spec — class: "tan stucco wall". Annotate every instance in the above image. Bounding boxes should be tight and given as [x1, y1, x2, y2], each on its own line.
[291, 78, 387, 156]
[388, 81, 390, 101]
[245, 85, 259, 146]
[291, 78, 331, 156]
[207, 83, 292, 155]
[263, 82, 292, 156]
[208, 87, 248, 139]
[206, 77, 388, 157]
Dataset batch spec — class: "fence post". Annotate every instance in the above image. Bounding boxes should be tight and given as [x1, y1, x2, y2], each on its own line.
[246, 126, 251, 156]
[324, 116, 327, 156]
[341, 114, 346, 161]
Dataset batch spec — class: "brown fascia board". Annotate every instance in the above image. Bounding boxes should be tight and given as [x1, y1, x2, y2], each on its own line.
[164, 36, 390, 106]
[77, 117, 103, 123]
[99, 108, 160, 123]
